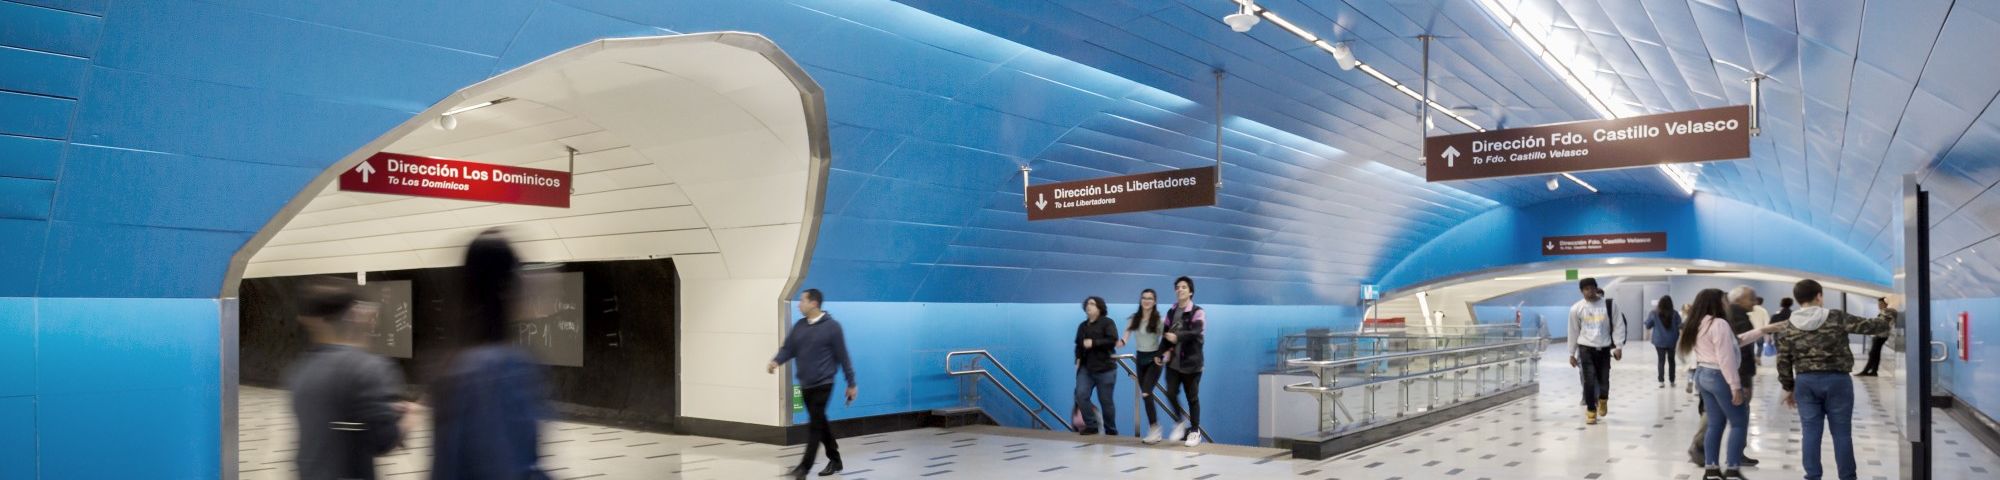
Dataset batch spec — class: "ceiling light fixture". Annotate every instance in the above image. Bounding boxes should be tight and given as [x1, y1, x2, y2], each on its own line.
[1223, 2, 1261, 32]
[443, 97, 516, 116]
[1322, 40, 1358, 70]
[1471, 0, 1695, 195]
[1546, 177, 1560, 191]
[1561, 172, 1598, 193]
[435, 114, 459, 131]
[1228, 0, 1482, 132]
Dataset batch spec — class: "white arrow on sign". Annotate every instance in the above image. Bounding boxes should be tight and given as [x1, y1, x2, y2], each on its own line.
[1441, 145, 1461, 167]
[1035, 193, 1048, 211]
[354, 161, 377, 183]
[1546, 241, 1555, 251]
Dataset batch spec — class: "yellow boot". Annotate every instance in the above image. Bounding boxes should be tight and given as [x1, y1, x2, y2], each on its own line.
[1585, 409, 1598, 425]
[1597, 399, 1608, 417]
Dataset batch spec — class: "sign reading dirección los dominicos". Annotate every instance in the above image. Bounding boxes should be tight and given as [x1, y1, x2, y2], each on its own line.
[340, 152, 571, 208]
[1025, 166, 1217, 221]
[1424, 106, 1750, 182]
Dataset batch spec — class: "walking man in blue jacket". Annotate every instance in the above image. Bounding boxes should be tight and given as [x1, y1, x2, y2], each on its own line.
[769, 288, 856, 478]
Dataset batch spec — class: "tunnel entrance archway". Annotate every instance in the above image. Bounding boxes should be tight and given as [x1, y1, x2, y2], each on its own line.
[218, 33, 830, 478]
[1373, 257, 1895, 335]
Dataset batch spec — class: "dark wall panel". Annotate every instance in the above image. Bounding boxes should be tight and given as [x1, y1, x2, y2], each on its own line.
[238, 259, 679, 431]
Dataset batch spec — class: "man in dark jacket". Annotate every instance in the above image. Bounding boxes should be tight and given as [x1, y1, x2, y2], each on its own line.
[770, 288, 856, 479]
[1777, 280, 1897, 480]
[1072, 297, 1120, 435]
[1160, 276, 1208, 447]
[284, 278, 415, 480]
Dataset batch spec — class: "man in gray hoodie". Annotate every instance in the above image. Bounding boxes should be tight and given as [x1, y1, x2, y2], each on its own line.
[1775, 280, 1897, 480]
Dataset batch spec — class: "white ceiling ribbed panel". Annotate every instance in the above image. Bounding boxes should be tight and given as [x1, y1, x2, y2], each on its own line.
[245, 36, 814, 283]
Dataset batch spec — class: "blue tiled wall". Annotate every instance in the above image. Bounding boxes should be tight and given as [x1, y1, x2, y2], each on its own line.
[1934, 297, 2000, 424]
[0, 297, 222, 479]
[798, 301, 1359, 446]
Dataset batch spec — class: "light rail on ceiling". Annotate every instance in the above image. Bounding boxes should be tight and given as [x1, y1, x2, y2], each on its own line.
[1468, 0, 1699, 195]
[1226, 0, 1484, 133]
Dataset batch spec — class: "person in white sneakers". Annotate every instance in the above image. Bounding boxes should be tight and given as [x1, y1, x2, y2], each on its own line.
[1159, 276, 1207, 447]
[1122, 289, 1169, 444]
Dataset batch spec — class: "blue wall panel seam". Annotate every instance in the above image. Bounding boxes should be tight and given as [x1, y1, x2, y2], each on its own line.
[179, 0, 506, 61]
[0, 43, 86, 61]
[0, 0, 98, 17]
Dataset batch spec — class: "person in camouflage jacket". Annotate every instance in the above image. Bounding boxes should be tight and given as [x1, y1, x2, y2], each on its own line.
[1774, 279, 1899, 480]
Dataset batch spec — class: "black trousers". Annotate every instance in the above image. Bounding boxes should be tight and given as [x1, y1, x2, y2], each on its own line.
[1163, 369, 1202, 435]
[799, 384, 841, 468]
[1577, 346, 1613, 409]
[1656, 347, 1677, 384]
[1861, 336, 1889, 374]
[1135, 350, 1164, 426]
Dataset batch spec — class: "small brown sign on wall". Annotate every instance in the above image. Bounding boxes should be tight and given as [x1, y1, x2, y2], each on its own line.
[1425, 106, 1751, 182]
[1542, 232, 1668, 256]
[1026, 166, 1217, 221]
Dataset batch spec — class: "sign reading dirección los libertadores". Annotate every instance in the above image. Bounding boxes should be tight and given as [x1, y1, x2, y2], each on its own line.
[1424, 105, 1750, 182]
[1025, 166, 1217, 221]
[340, 152, 571, 208]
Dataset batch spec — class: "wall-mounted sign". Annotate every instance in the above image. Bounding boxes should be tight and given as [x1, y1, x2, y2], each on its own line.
[1542, 232, 1667, 256]
[340, 152, 571, 208]
[1425, 106, 1751, 182]
[1025, 166, 1216, 221]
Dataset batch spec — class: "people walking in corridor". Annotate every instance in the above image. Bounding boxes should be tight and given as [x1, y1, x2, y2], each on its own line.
[1073, 296, 1120, 436]
[1856, 297, 1895, 377]
[285, 278, 417, 480]
[431, 229, 553, 480]
[1645, 295, 1682, 388]
[1777, 281, 1898, 480]
[769, 288, 857, 478]
[1123, 289, 1168, 443]
[1567, 278, 1624, 424]
[1679, 288, 1784, 480]
[1161, 276, 1207, 447]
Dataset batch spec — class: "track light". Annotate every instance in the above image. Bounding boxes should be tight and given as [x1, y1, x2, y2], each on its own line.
[1224, 3, 1260, 32]
[1329, 41, 1357, 70]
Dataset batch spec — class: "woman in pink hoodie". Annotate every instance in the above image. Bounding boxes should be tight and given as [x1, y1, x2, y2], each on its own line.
[1676, 289, 1785, 480]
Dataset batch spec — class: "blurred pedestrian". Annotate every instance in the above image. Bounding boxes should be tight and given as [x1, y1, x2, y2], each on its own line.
[286, 278, 417, 480]
[770, 288, 857, 478]
[430, 229, 552, 480]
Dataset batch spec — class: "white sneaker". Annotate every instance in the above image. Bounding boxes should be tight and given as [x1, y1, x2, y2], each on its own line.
[1142, 424, 1163, 444]
[1183, 431, 1204, 447]
[1167, 421, 1186, 445]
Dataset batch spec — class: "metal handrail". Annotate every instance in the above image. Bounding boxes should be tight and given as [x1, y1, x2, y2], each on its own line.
[1285, 338, 1545, 370]
[945, 350, 1074, 432]
[1113, 353, 1208, 441]
[1282, 347, 1539, 394]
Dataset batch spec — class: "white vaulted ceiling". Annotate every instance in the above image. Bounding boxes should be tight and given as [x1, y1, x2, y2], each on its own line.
[246, 35, 817, 282]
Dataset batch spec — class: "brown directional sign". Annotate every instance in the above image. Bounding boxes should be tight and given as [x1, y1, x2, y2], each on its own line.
[1026, 166, 1217, 221]
[1542, 232, 1668, 256]
[1425, 106, 1751, 182]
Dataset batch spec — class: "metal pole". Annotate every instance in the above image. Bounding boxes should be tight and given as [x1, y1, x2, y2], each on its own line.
[566, 146, 578, 194]
[1420, 35, 1432, 136]
[1745, 75, 1765, 136]
[1019, 165, 1032, 207]
[1213, 69, 1225, 190]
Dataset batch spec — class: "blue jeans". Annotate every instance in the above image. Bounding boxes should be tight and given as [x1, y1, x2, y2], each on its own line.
[1796, 372, 1857, 480]
[1695, 367, 1748, 469]
[1074, 367, 1118, 433]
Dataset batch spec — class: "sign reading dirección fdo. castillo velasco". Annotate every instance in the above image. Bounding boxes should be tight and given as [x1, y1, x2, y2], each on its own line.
[1424, 105, 1751, 182]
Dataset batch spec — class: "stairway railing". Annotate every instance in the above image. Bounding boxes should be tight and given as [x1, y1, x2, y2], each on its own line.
[945, 350, 1073, 432]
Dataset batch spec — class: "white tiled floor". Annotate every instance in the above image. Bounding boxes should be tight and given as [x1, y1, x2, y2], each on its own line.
[237, 344, 2000, 479]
